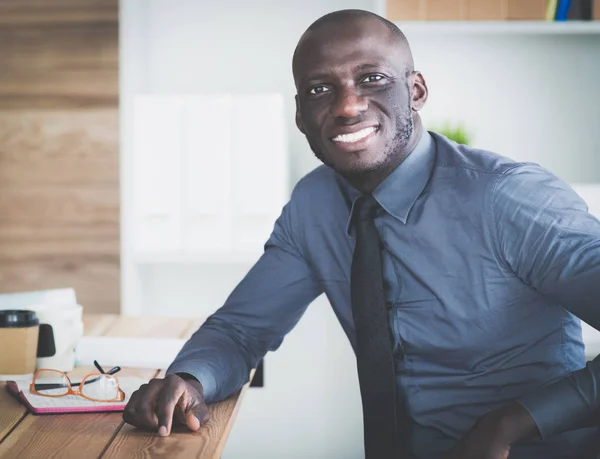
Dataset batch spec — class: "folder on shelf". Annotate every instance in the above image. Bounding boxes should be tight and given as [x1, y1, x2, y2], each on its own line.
[555, 0, 573, 20]
[182, 95, 234, 251]
[231, 94, 289, 251]
[546, 0, 559, 20]
[133, 95, 183, 251]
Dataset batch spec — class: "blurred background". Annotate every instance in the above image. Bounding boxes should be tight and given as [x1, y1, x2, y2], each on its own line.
[1, 0, 599, 457]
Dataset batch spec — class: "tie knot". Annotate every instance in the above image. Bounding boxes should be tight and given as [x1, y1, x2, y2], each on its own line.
[354, 195, 381, 221]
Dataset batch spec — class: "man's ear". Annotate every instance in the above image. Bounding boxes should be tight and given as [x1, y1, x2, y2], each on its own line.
[295, 95, 306, 134]
[410, 71, 428, 112]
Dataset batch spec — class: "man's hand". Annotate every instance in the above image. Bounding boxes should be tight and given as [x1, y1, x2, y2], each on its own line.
[123, 374, 210, 436]
[447, 402, 538, 459]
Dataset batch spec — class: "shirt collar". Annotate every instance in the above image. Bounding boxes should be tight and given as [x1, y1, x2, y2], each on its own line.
[345, 130, 435, 236]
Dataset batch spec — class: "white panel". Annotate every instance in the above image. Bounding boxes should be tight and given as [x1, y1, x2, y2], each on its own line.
[132, 95, 183, 251]
[231, 94, 289, 251]
[182, 95, 234, 251]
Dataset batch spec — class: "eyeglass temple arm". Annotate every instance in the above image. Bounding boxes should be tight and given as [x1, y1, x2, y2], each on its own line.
[34, 363, 122, 390]
[94, 360, 121, 375]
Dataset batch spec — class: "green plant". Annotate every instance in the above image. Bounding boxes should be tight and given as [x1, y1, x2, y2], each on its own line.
[430, 122, 472, 145]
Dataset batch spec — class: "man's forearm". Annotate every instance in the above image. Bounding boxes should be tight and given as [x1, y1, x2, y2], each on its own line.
[166, 316, 256, 404]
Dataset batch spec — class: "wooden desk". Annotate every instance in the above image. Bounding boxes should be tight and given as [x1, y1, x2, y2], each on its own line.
[0, 314, 250, 458]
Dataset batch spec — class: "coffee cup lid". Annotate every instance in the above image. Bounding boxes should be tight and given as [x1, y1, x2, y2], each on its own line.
[0, 310, 39, 328]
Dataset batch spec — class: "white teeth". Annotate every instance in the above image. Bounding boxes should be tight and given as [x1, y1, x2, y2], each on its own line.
[332, 126, 376, 143]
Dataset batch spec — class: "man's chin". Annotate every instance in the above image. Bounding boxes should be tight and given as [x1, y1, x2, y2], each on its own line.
[330, 158, 387, 178]
[310, 143, 385, 175]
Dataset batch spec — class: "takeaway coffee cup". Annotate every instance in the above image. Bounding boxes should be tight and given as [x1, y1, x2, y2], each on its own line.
[0, 310, 40, 380]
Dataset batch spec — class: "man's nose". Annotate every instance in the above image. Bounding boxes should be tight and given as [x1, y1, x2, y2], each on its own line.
[331, 88, 368, 119]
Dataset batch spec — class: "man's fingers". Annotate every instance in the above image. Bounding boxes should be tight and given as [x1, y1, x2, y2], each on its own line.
[123, 381, 162, 431]
[123, 375, 209, 437]
[185, 412, 201, 432]
[155, 383, 185, 436]
[122, 389, 141, 425]
[184, 404, 210, 431]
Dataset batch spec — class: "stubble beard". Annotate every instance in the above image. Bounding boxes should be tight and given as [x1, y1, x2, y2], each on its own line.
[307, 110, 414, 180]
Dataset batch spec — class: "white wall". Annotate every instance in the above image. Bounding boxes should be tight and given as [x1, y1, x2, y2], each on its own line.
[408, 31, 600, 184]
[121, 2, 600, 458]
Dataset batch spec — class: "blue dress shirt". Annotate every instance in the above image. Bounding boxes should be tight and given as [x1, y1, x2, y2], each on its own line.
[167, 130, 600, 458]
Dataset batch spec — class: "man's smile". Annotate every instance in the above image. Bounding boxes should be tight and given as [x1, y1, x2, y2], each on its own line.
[330, 125, 379, 149]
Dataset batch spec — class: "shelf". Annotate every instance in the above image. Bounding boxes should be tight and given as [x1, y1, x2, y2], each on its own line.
[134, 250, 262, 265]
[394, 21, 600, 35]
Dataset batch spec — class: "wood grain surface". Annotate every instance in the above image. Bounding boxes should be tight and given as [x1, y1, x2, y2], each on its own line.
[0, 110, 119, 186]
[0, 0, 119, 313]
[0, 411, 123, 459]
[0, 382, 27, 444]
[82, 314, 119, 337]
[0, 0, 118, 109]
[0, 315, 248, 459]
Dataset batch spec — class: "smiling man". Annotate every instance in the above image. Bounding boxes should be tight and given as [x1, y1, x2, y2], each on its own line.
[123, 9, 600, 459]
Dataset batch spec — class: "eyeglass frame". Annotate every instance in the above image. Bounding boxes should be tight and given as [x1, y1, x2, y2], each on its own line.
[29, 360, 125, 402]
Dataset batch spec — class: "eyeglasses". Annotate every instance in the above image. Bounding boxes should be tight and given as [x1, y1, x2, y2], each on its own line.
[29, 360, 125, 403]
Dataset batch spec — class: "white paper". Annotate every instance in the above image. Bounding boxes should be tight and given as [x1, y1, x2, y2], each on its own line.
[75, 336, 187, 370]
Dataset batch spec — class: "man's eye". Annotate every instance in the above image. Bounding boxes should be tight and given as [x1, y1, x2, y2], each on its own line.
[361, 75, 384, 83]
[309, 86, 330, 95]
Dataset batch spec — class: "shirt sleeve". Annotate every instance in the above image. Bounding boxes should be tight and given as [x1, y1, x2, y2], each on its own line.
[490, 163, 600, 439]
[166, 194, 323, 403]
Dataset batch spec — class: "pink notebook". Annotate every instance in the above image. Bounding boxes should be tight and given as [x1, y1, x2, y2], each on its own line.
[6, 377, 147, 414]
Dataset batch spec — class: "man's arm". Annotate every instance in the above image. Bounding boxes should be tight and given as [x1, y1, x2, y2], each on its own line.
[491, 163, 600, 440]
[166, 196, 323, 404]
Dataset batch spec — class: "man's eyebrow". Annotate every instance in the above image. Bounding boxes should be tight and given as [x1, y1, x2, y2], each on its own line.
[299, 63, 396, 86]
[353, 63, 393, 73]
[302, 73, 330, 85]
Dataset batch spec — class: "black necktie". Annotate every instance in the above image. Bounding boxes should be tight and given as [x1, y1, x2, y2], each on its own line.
[351, 195, 402, 459]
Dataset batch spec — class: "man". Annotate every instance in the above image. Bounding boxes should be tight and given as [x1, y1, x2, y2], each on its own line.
[123, 9, 600, 459]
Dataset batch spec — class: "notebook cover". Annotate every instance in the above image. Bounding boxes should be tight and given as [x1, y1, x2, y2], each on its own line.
[5, 378, 143, 414]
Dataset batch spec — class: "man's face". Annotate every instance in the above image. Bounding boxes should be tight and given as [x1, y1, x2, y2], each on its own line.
[293, 19, 415, 177]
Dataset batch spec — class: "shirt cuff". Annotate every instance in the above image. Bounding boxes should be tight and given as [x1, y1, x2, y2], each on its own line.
[517, 365, 599, 439]
[166, 362, 218, 403]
